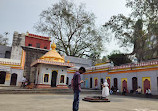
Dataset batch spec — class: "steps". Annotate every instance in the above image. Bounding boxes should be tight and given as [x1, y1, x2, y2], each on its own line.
[0, 87, 102, 94]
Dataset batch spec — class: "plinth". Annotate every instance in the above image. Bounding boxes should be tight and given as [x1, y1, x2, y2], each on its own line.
[82, 96, 110, 102]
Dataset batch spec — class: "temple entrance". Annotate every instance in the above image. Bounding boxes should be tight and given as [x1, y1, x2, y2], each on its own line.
[66, 77, 69, 85]
[132, 77, 138, 91]
[90, 78, 92, 88]
[10, 73, 17, 85]
[51, 71, 57, 87]
[114, 78, 118, 89]
[0, 71, 6, 84]
[100, 78, 103, 89]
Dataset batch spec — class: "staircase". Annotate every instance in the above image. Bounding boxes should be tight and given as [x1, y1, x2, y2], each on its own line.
[0, 87, 102, 94]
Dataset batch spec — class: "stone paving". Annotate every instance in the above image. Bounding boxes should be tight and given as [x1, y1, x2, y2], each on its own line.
[0, 94, 158, 111]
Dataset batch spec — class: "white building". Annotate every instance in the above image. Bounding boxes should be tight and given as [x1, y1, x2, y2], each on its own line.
[31, 43, 74, 89]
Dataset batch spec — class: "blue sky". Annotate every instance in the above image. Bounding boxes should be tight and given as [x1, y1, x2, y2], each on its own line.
[0, 0, 132, 56]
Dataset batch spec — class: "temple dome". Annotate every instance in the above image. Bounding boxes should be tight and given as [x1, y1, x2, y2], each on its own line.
[40, 43, 64, 63]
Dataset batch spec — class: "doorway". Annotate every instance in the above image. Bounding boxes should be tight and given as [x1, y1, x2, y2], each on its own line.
[143, 79, 150, 93]
[90, 78, 92, 88]
[66, 77, 69, 85]
[100, 78, 103, 89]
[114, 78, 118, 89]
[132, 77, 138, 91]
[51, 71, 58, 87]
[122, 80, 128, 92]
[10, 73, 17, 85]
[0, 71, 6, 84]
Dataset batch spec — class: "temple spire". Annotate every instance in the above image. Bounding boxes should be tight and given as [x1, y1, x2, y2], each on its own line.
[51, 42, 56, 50]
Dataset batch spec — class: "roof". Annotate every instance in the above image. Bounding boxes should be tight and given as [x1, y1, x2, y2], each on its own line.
[31, 43, 74, 68]
[26, 32, 51, 41]
[40, 43, 64, 63]
[65, 56, 92, 67]
[31, 59, 74, 67]
[0, 58, 21, 66]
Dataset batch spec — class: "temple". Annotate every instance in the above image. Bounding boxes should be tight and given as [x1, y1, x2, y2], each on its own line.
[0, 31, 158, 95]
[31, 42, 74, 88]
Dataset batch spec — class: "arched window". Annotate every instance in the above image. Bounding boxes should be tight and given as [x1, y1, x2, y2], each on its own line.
[66, 77, 69, 85]
[5, 51, 11, 58]
[44, 74, 49, 82]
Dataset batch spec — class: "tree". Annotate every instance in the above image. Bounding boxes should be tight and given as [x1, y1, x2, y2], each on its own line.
[102, 56, 108, 63]
[108, 52, 132, 66]
[104, 0, 158, 62]
[35, 0, 103, 58]
[0, 34, 8, 46]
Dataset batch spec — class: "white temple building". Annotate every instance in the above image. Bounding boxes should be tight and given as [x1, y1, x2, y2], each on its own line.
[31, 43, 74, 89]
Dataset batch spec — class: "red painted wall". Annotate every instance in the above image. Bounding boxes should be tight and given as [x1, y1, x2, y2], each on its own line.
[25, 36, 50, 50]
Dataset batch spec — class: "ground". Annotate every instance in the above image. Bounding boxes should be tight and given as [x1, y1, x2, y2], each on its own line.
[0, 94, 158, 111]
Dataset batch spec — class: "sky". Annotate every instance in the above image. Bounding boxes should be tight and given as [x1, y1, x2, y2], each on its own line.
[0, 0, 132, 56]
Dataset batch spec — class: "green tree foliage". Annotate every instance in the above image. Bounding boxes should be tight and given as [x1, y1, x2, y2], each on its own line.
[102, 56, 107, 63]
[0, 34, 8, 46]
[35, 0, 103, 59]
[104, 0, 158, 62]
[108, 52, 132, 66]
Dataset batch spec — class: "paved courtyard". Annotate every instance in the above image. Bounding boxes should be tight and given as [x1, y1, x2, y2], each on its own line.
[0, 94, 158, 111]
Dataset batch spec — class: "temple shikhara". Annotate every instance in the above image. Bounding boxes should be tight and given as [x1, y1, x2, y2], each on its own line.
[0, 31, 158, 95]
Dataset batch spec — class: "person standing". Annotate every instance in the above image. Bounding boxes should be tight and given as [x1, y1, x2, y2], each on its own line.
[72, 67, 86, 111]
[102, 79, 110, 98]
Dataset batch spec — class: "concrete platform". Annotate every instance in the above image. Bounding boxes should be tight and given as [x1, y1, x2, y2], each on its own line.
[82, 96, 110, 102]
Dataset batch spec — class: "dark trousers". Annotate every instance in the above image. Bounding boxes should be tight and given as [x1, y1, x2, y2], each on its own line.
[73, 90, 80, 111]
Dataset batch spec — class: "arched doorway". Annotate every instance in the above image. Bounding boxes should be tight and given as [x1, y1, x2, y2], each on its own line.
[0, 71, 6, 84]
[94, 78, 98, 88]
[90, 78, 92, 88]
[122, 80, 128, 92]
[114, 78, 118, 89]
[143, 79, 150, 93]
[51, 71, 58, 87]
[100, 78, 103, 89]
[107, 78, 111, 89]
[66, 77, 69, 85]
[10, 73, 17, 85]
[132, 77, 138, 91]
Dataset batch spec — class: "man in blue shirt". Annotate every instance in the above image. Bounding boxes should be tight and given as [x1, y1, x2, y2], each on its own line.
[72, 67, 86, 111]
